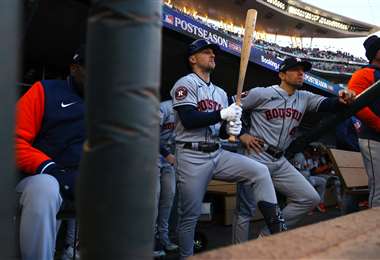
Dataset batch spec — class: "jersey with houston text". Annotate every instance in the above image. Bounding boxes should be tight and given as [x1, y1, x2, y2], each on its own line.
[170, 73, 228, 143]
[160, 100, 176, 161]
[241, 85, 326, 152]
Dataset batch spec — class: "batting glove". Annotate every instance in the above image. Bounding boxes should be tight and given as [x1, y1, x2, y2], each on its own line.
[226, 119, 242, 136]
[220, 103, 242, 121]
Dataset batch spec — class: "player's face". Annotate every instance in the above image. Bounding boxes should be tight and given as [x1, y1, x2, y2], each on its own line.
[192, 48, 216, 72]
[372, 49, 380, 66]
[280, 66, 305, 88]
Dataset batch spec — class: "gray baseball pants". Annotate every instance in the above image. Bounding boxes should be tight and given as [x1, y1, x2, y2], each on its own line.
[175, 146, 276, 258]
[359, 138, 380, 208]
[233, 155, 320, 244]
[16, 174, 63, 260]
[157, 164, 176, 246]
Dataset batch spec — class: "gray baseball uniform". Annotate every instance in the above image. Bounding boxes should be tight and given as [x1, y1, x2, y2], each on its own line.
[157, 100, 177, 247]
[233, 85, 325, 243]
[171, 73, 277, 257]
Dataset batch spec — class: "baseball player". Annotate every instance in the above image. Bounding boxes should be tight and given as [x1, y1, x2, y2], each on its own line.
[171, 39, 285, 258]
[348, 35, 380, 207]
[157, 100, 178, 251]
[232, 57, 356, 243]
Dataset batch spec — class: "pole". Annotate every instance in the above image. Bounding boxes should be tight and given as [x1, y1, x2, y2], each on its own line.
[78, 1, 162, 259]
[0, 0, 20, 258]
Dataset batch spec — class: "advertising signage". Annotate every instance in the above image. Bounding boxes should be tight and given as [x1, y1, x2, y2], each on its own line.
[162, 5, 342, 95]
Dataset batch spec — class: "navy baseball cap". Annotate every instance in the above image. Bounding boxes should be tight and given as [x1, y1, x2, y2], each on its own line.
[279, 57, 312, 72]
[72, 45, 86, 65]
[364, 35, 380, 62]
[188, 39, 220, 57]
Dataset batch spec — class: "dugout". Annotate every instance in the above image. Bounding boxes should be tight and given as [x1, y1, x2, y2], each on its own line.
[23, 0, 336, 99]
[19, 0, 335, 150]
[23, 0, 338, 147]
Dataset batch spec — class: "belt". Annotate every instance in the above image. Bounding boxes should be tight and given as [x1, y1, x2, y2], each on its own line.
[180, 142, 220, 153]
[264, 144, 284, 159]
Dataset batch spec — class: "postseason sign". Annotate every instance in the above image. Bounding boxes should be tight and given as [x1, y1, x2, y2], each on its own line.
[162, 5, 342, 95]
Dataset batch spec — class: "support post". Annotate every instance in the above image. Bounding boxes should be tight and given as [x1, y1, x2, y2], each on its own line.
[78, 1, 162, 259]
[0, 0, 20, 258]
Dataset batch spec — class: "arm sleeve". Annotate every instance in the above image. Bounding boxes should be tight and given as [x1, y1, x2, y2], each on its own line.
[16, 82, 51, 174]
[175, 105, 222, 129]
[317, 97, 346, 112]
[348, 68, 380, 132]
[159, 144, 170, 158]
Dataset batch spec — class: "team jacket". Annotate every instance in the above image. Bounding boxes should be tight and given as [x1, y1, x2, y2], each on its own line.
[16, 78, 85, 175]
[348, 65, 380, 141]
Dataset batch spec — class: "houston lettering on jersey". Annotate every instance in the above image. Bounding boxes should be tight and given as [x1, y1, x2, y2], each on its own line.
[162, 122, 175, 130]
[197, 99, 222, 111]
[265, 108, 303, 121]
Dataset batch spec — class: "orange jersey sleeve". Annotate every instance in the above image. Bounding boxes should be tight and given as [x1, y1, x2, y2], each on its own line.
[348, 68, 380, 133]
[16, 81, 51, 174]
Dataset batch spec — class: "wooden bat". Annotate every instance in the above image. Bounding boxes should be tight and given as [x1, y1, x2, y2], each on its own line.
[228, 9, 257, 142]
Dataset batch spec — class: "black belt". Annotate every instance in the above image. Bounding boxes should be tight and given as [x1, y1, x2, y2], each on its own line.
[181, 142, 220, 153]
[264, 144, 284, 159]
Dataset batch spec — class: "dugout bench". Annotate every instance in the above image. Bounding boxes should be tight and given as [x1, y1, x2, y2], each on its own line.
[327, 148, 369, 213]
[327, 148, 368, 195]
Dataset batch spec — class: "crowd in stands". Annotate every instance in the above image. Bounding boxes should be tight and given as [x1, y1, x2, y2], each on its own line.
[254, 41, 365, 75]
[279, 45, 366, 63]
[167, 4, 366, 75]
[310, 62, 361, 74]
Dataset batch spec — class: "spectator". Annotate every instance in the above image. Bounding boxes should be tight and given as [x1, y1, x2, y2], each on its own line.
[15, 46, 85, 260]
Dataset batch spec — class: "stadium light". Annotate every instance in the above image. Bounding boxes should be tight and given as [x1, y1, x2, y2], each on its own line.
[264, 0, 286, 10]
[318, 17, 349, 31]
[288, 6, 319, 22]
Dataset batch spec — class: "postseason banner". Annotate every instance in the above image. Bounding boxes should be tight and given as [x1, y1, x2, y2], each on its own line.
[162, 5, 342, 95]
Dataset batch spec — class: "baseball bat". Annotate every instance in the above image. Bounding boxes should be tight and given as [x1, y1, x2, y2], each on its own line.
[229, 9, 257, 142]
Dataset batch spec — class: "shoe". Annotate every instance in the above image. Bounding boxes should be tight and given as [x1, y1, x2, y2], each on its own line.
[153, 250, 166, 258]
[317, 203, 326, 213]
[164, 242, 178, 251]
[61, 245, 80, 260]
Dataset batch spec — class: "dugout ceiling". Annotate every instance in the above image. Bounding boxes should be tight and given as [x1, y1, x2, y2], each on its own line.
[22, 0, 332, 100]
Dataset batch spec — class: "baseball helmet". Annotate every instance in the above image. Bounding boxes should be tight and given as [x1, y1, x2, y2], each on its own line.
[188, 39, 220, 57]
